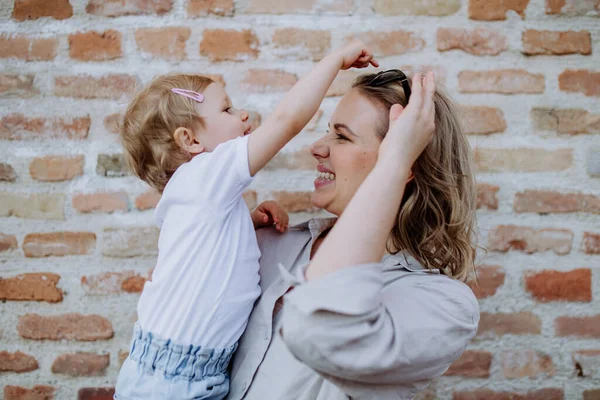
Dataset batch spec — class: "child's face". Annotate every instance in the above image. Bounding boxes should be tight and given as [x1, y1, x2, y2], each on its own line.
[193, 83, 251, 151]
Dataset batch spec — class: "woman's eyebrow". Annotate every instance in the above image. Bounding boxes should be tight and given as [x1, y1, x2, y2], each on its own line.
[332, 122, 357, 137]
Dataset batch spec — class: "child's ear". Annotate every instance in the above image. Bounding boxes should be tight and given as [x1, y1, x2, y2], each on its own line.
[173, 127, 205, 154]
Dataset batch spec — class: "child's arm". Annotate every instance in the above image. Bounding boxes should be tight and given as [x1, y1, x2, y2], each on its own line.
[247, 40, 378, 176]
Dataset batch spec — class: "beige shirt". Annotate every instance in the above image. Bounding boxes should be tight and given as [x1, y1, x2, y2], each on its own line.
[228, 218, 479, 400]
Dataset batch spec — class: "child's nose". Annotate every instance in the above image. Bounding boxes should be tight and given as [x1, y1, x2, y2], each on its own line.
[240, 111, 249, 122]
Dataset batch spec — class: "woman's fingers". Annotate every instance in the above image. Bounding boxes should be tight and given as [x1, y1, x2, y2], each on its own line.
[422, 71, 435, 120]
[409, 73, 423, 111]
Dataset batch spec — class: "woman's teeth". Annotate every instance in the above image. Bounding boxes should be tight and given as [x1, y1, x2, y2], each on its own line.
[317, 171, 336, 181]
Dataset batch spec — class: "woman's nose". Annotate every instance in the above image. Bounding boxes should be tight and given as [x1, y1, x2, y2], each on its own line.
[310, 136, 329, 159]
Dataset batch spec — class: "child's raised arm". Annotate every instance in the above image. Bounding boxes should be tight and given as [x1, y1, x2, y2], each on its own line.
[247, 39, 378, 176]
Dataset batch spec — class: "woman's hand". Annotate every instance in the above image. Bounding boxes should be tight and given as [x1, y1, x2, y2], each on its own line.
[251, 201, 289, 232]
[378, 72, 436, 173]
[332, 39, 379, 70]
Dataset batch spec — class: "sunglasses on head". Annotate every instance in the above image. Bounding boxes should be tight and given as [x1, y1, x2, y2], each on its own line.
[367, 69, 411, 101]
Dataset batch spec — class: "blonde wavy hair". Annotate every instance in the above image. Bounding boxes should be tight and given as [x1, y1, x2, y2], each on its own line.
[353, 73, 478, 282]
[120, 74, 215, 193]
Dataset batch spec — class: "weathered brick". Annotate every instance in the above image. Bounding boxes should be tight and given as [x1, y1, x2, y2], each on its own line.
[23, 232, 96, 257]
[462, 106, 506, 135]
[0, 233, 18, 251]
[0, 34, 58, 61]
[477, 312, 542, 339]
[97, 154, 129, 177]
[103, 113, 121, 134]
[118, 350, 129, 366]
[438, 28, 507, 56]
[546, 0, 600, 15]
[326, 70, 362, 97]
[135, 27, 190, 61]
[18, 313, 113, 341]
[531, 108, 600, 135]
[30, 155, 84, 181]
[1, 114, 90, 140]
[271, 191, 316, 213]
[459, 70, 544, 94]
[514, 190, 600, 214]
[0, 162, 16, 181]
[469, 265, 504, 299]
[244, 0, 353, 14]
[0, 193, 65, 220]
[86, 0, 172, 16]
[453, 388, 564, 400]
[474, 148, 573, 172]
[476, 183, 500, 210]
[12, 0, 73, 20]
[555, 315, 600, 338]
[4, 385, 55, 400]
[135, 191, 161, 210]
[559, 69, 600, 97]
[444, 350, 491, 378]
[73, 192, 129, 214]
[488, 225, 573, 255]
[502, 350, 554, 378]
[78, 388, 115, 400]
[0, 351, 38, 372]
[51, 352, 109, 376]
[523, 30, 591, 55]
[241, 69, 297, 92]
[69, 30, 122, 61]
[272, 28, 331, 61]
[583, 232, 600, 255]
[573, 350, 600, 378]
[0, 273, 63, 302]
[102, 227, 159, 257]
[188, 0, 234, 16]
[264, 148, 316, 171]
[200, 29, 259, 62]
[374, 0, 460, 15]
[525, 269, 591, 302]
[584, 389, 600, 400]
[243, 190, 257, 210]
[349, 31, 424, 57]
[0, 74, 38, 98]
[121, 275, 147, 293]
[588, 148, 600, 177]
[81, 271, 147, 295]
[469, 0, 530, 20]
[55, 75, 137, 99]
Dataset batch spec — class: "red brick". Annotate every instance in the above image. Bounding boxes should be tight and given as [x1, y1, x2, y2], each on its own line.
[438, 28, 507, 55]
[401, 67, 448, 86]
[459, 70, 544, 94]
[23, 232, 96, 257]
[0, 162, 16, 181]
[0, 351, 38, 372]
[51, 352, 109, 376]
[200, 29, 259, 62]
[69, 30, 122, 61]
[1, 193, 65, 220]
[188, 0, 233, 16]
[272, 191, 316, 213]
[135, 27, 190, 61]
[573, 350, 600, 378]
[273, 28, 331, 61]
[78, 388, 115, 400]
[453, 388, 564, 400]
[583, 390, 600, 400]
[18, 313, 113, 341]
[502, 350, 554, 378]
[55, 74, 138, 99]
[12, 0, 73, 20]
[241, 69, 297, 92]
[135, 191, 161, 210]
[546, 0, 600, 15]
[103, 113, 121, 134]
[0, 34, 58, 61]
[514, 190, 600, 214]
[81, 271, 147, 295]
[30, 155, 84, 181]
[523, 30, 591, 55]
[469, 265, 504, 299]
[488, 225, 573, 255]
[86, 0, 172, 16]
[559, 69, 600, 97]
[588, 148, 600, 177]
[555, 315, 600, 338]
[462, 106, 506, 135]
[73, 192, 129, 214]
[0, 74, 37, 98]
[326, 70, 362, 97]
[349, 31, 424, 57]
[374, 0, 460, 15]
[476, 183, 499, 210]
[474, 148, 573, 172]
[1, 114, 90, 140]
[531, 108, 600, 135]
[102, 227, 159, 257]
[243, 190, 257, 210]
[265, 148, 316, 171]
[469, 0, 530, 20]
[0, 273, 63, 302]
[444, 350, 491, 378]
[583, 232, 600, 255]
[0, 233, 18, 251]
[525, 269, 591, 302]
[121, 275, 148, 293]
[477, 312, 541, 339]
[4, 385, 55, 400]
[245, 0, 353, 14]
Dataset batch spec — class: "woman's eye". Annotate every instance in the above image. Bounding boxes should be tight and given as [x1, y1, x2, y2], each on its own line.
[335, 133, 348, 141]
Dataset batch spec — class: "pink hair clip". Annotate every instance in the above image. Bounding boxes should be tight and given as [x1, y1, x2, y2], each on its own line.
[171, 88, 204, 103]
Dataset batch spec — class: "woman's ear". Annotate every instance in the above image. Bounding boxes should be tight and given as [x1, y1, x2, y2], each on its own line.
[173, 127, 205, 154]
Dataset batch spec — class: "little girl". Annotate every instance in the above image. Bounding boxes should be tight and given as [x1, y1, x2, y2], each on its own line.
[114, 40, 378, 400]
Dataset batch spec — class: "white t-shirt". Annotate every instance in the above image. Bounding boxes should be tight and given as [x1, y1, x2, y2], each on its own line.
[137, 135, 261, 349]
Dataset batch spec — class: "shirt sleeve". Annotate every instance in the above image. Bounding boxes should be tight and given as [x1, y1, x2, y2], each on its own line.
[279, 263, 479, 388]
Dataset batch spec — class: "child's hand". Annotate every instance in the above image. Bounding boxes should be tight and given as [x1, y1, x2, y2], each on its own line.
[251, 201, 289, 232]
[333, 39, 379, 71]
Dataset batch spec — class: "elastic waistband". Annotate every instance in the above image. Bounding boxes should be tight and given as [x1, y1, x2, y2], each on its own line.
[128, 323, 237, 380]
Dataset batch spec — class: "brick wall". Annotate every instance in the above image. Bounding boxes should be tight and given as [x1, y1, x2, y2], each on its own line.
[0, 0, 598, 399]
